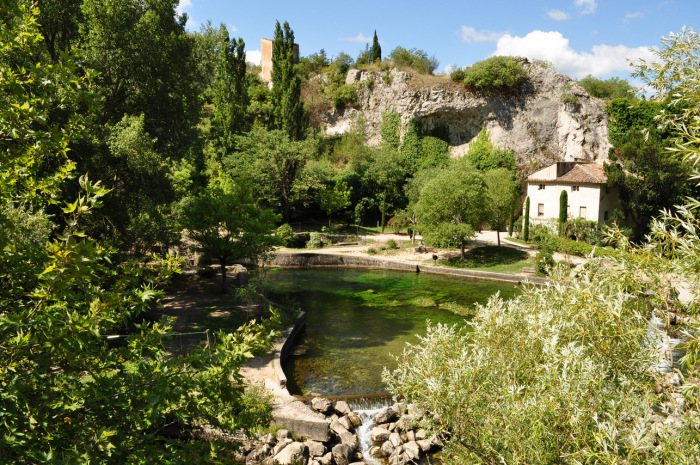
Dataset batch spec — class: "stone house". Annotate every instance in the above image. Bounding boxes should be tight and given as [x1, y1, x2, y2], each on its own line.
[524, 161, 621, 226]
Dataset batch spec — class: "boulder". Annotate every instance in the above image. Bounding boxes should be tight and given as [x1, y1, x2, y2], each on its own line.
[380, 440, 395, 457]
[403, 441, 421, 461]
[334, 400, 352, 416]
[371, 426, 391, 442]
[347, 411, 362, 428]
[415, 428, 427, 440]
[317, 452, 333, 465]
[311, 397, 333, 414]
[332, 444, 354, 465]
[272, 438, 293, 456]
[402, 430, 415, 443]
[304, 440, 326, 458]
[417, 439, 433, 452]
[276, 429, 290, 441]
[337, 415, 352, 432]
[272, 442, 308, 465]
[389, 432, 403, 448]
[259, 433, 276, 446]
[395, 414, 416, 431]
[369, 446, 383, 458]
[375, 407, 398, 424]
[246, 444, 271, 465]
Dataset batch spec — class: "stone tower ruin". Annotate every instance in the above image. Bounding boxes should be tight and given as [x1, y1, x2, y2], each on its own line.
[259, 38, 299, 82]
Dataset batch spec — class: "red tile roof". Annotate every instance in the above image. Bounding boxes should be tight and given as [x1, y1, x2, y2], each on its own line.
[528, 163, 607, 184]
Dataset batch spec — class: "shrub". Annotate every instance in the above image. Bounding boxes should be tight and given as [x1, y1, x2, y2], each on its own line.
[388, 46, 439, 74]
[450, 68, 466, 81]
[384, 257, 663, 464]
[535, 249, 555, 275]
[563, 218, 599, 244]
[329, 83, 357, 110]
[306, 232, 322, 249]
[387, 239, 398, 249]
[367, 247, 378, 255]
[275, 223, 296, 247]
[462, 56, 527, 92]
[387, 215, 407, 233]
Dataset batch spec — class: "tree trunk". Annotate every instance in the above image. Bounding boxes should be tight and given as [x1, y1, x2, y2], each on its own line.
[219, 258, 228, 293]
[497, 229, 501, 246]
[460, 242, 466, 259]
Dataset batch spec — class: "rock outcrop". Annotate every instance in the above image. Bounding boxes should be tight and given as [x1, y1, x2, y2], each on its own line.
[324, 58, 611, 168]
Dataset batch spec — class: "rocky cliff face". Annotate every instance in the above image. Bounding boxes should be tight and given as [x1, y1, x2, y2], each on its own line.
[323, 59, 611, 167]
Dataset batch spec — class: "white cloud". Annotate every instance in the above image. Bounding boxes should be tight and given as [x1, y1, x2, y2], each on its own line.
[340, 33, 372, 43]
[246, 50, 262, 66]
[624, 11, 644, 21]
[229, 24, 239, 32]
[547, 9, 570, 21]
[493, 30, 656, 78]
[574, 0, 597, 15]
[176, 0, 191, 15]
[459, 26, 505, 43]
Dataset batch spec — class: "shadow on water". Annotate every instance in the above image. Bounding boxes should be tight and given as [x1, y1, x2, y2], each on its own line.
[263, 268, 520, 396]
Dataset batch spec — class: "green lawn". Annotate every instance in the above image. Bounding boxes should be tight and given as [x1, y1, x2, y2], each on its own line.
[439, 245, 533, 274]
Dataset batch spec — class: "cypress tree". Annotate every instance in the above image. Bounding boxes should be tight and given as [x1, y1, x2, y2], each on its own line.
[559, 190, 568, 236]
[523, 196, 530, 242]
[508, 206, 515, 237]
[211, 32, 248, 154]
[371, 30, 381, 63]
[271, 20, 305, 140]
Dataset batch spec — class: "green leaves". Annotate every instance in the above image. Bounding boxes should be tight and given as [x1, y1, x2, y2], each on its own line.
[461, 56, 528, 92]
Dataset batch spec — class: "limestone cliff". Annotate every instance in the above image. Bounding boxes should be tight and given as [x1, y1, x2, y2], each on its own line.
[323, 59, 611, 168]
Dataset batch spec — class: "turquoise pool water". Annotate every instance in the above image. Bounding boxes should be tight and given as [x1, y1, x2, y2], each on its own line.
[263, 268, 519, 396]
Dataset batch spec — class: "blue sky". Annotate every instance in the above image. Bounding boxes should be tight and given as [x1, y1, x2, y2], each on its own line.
[177, 0, 697, 86]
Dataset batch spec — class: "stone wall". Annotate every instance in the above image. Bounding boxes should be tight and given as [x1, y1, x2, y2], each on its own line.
[264, 252, 547, 285]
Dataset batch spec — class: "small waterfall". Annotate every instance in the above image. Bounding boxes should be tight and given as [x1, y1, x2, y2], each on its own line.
[349, 398, 392, 465]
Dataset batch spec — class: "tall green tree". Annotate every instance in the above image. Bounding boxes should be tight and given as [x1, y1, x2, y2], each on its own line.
[371, 30, 381, 63]
[484, 168, 519, 246]
[318, 180, 352, 228]
[180, 177, 279, 292]
[79, 0, 200, 152]
[227, 126, 317, 221]
[190, 22, 233, 101]
[605, 97, 693, 240]
[415, 162, 488, 257]
[211, 33, 249, 154]
[523, 196, 530, 241]
[360, 147, 408, 232]
[559, 189, 568, 236]
[1, 6, 276, 461]
[36, 0, 83, 62]
[271, 20, 305, 140]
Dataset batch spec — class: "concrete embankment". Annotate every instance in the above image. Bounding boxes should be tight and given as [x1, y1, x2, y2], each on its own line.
[264, 252, 548, 286]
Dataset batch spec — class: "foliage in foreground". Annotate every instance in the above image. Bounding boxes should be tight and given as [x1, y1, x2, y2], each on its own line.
[1, 5, 279, 462]
[385, 27, 700, 465]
